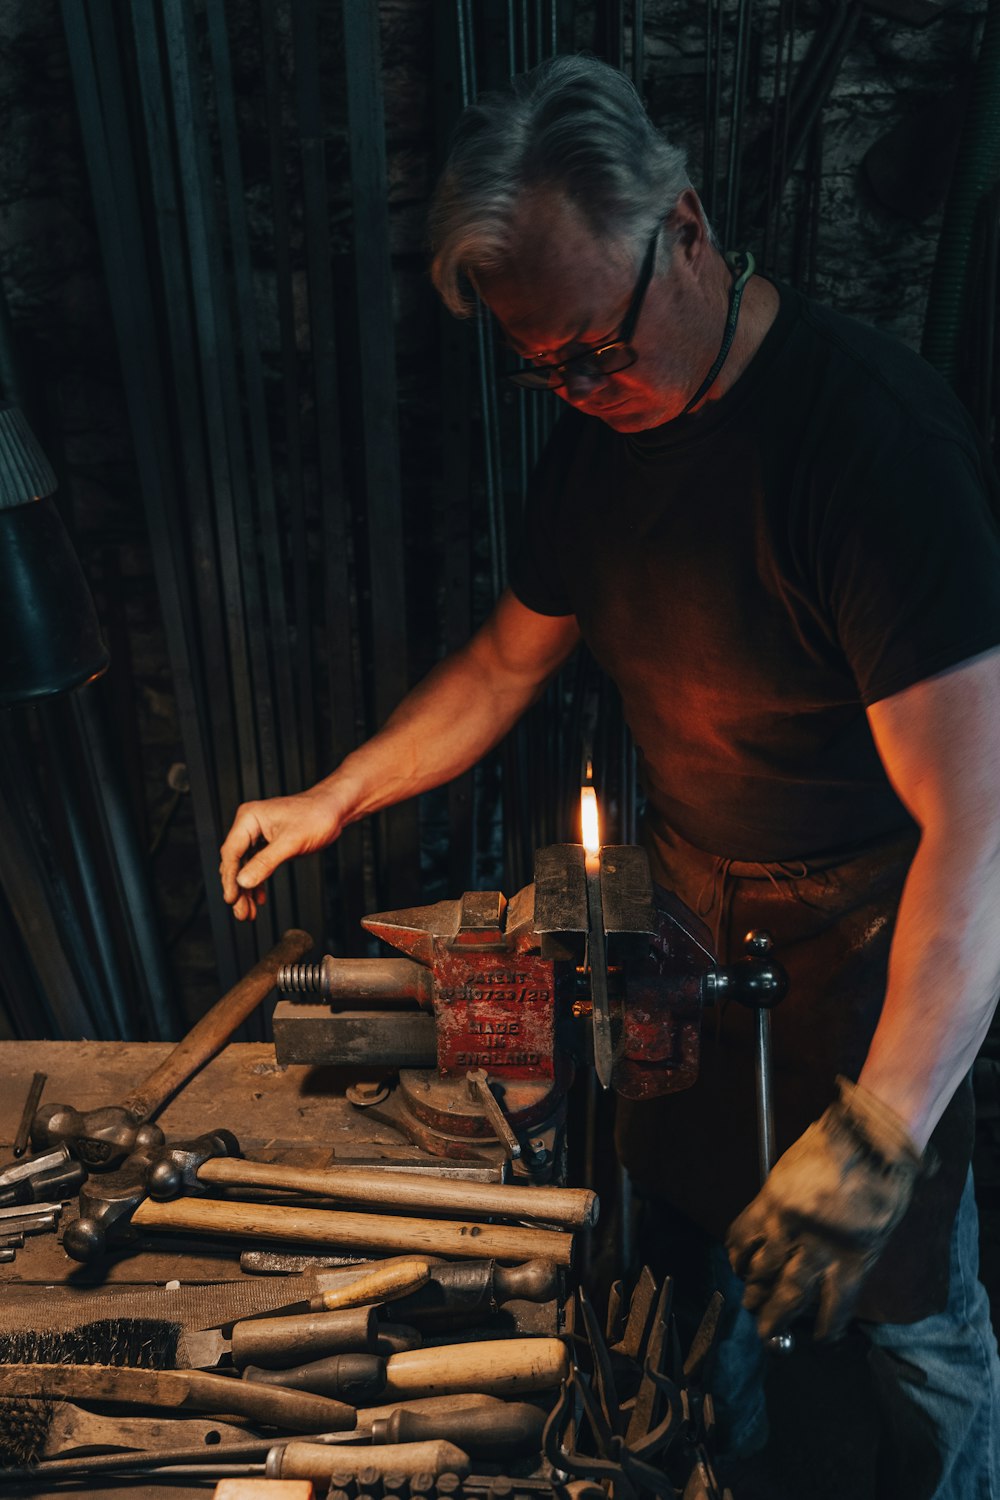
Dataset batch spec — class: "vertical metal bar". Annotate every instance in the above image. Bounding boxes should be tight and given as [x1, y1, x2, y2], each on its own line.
[632, 0, 644, 96]
[258, 0, 324, 941]
[71, 689, 181, 1039]
[725, 0, 754, 246]
[433, 0, 477, 892]
[37, 698, 134, 1038]
[128, 0, 242, 873]
[63, 0, 244, 989]
[290, 0, 366, 943]
[160, 0, 281, 956]
[0, 717, 112, 1039]
[341, 0, 420, 905]
[204, 0, 303, 938]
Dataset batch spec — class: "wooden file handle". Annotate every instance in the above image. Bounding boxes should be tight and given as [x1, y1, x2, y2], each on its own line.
[199, 1157, 598, 1230]
[122, 930, 313, 1120]
[311, 1257, 431, 1311]
[272, 1439, 470, 1481]
[380, 1336, 569, 1399]
[132, 1197, 573, 1265]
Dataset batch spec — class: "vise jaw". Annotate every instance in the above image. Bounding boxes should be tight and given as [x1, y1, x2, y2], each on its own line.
[274, 843, 740, 1101]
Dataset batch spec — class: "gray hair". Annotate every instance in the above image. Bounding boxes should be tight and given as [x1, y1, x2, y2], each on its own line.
[429, 54, 693, 317]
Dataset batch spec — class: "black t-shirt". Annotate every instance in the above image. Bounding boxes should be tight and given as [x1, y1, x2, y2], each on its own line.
[509, 280, 1000, 862]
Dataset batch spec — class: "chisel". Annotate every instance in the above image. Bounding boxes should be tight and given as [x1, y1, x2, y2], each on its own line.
[181, 1305, 380, 1370]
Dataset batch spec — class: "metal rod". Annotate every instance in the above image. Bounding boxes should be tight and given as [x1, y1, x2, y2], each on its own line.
[66, 0, 244, 990]
[12, 1073, 45, 1158]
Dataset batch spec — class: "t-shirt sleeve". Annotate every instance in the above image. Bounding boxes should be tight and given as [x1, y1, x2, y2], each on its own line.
[823, 433, 1000, 705]
[507, 410, 583, 617]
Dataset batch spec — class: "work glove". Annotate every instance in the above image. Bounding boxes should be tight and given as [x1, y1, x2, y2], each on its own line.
[726, 1076, 923, 1340]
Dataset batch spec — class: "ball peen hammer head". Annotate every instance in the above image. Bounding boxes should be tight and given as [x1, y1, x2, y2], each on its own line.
[62, 1149, 153, 1262]
[31, 1102, 165, 1170]
[145, 1129, 242, 1199]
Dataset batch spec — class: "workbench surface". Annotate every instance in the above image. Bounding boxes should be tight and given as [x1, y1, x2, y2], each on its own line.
[0, 1040, 435, 1284]
[0, 1042, 561, 1498]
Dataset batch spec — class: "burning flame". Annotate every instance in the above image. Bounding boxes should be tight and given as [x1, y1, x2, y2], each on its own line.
[580, 785, 600, 856]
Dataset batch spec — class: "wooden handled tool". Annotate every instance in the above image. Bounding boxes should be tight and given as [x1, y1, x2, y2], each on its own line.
[0, 1365, 355, 1432]
[293, 1257, 431, 1313]
[227, 1338, 567, 1404]
[132, 1196, 574, 1264]
[181, 1305, 378, 1369]
[379, 1336, 568, 1400]
[199, 1158, 598, 1230]
[242, 1354, 385, 1401]
[270, 1440, 470, 1481]
[370, 1401, 545, 1457]
[9, 1404, 255, 1463]
[353, 1393, 505, 1430]
[387, 1258, 559, 1326]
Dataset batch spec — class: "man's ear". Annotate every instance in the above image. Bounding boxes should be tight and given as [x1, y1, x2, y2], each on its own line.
[666, 188, 708, 261]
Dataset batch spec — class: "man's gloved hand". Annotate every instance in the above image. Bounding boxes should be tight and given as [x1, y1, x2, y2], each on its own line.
[726, 1076, 923, 1340]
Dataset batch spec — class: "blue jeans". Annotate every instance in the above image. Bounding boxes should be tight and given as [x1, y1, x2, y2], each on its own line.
[712, 1171, 1000, 1498]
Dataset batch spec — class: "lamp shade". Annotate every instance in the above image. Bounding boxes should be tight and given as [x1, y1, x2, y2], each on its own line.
[0, 402, 109, 705]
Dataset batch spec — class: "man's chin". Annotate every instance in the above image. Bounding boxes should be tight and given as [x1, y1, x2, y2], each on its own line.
[598, 406, 663, 433]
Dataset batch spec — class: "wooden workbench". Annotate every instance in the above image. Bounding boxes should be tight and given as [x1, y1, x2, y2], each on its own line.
[0, 1042, 559, 1498]
[0, 1040, 444, 1285]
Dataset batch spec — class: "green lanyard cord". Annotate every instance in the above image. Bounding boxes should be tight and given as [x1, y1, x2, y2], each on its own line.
[675, 250, 756, 419]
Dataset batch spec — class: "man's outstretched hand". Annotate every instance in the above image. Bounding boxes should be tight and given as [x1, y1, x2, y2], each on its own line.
[219, 784, 349, 921]
[726, 1077, 923, 1340]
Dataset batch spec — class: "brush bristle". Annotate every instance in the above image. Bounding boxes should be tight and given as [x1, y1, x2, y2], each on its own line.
[0, 1398, 53, 1467]
[0, 1317, 179, 1369]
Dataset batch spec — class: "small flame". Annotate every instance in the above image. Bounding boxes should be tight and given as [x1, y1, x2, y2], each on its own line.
[580, 785, 600, 856]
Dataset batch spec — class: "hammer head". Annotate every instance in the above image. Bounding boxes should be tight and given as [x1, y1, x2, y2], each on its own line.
[145, 1129, 242, 1199]
[31, 1103, 165, 1171]
[62, 1131, 241, 1263]
[62, 1150, 152, 1262]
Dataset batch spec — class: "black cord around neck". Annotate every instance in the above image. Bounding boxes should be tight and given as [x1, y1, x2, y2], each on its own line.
[675, 250, 755, 419]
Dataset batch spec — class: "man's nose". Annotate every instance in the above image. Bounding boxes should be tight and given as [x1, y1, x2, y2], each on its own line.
[563, 368, 609, 402]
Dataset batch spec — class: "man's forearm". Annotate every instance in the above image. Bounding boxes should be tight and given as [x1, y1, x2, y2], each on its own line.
[859, 829, 1000, 1150]
[321, 641, 548, 827]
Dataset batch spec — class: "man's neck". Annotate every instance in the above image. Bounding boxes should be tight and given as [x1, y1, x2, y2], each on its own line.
[715, 273, 780, 400]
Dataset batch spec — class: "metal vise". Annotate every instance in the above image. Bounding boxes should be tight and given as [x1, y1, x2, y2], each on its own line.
[271, 843, 786, 1141]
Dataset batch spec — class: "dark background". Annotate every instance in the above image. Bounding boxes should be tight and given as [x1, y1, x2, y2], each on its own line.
[2, 6, 999, 1493]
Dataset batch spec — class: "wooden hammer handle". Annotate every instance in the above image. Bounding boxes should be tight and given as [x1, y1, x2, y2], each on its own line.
[122, 930, 312, 1121]
[132, 1196, 573, 1264]
[199, 1158, 598, 1230]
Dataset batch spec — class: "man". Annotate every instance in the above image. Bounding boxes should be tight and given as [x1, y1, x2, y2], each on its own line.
[220, 56, 1000, 1496]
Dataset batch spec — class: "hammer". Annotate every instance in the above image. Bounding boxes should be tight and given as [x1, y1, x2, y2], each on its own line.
[145, 1136, 597, 1231]
[64, 1133, 573, 1266]
[32, 930, 312, 1171]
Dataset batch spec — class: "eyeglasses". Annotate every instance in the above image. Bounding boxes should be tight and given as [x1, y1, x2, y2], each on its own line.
[504, 228, 660, 391]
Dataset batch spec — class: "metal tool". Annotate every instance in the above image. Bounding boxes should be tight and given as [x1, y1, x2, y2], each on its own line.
[0, 1157, 84, 1208]
[144, 1134, 592, 1228]
[180, 1304, 380, 1370]
[13, 1072, 46, 1158]
[0, 1144, 68, 1190]
[713, 930, 794, 1356]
